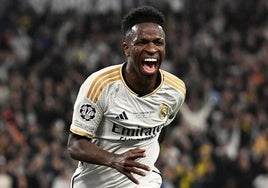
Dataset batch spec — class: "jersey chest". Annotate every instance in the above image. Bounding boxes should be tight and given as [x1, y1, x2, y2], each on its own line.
[93, 82, 174, 141]
[104, 85, 171, 128]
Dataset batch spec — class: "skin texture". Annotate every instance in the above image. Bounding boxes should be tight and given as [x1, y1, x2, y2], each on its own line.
[67, 133, 150, 184]
[67, 22, 166, 185]
[123, 23, 165, 96]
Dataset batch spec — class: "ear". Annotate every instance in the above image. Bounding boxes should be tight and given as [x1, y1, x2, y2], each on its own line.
[123, 41, 130, 57]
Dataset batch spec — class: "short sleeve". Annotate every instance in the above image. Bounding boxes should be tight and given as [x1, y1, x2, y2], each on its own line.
[70, 77, 104, 139]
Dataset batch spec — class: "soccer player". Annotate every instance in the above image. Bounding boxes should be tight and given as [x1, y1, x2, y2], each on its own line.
[67, 5, 186, 188]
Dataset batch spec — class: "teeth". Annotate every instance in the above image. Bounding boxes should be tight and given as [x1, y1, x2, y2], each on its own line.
[144, 58, 157, 62]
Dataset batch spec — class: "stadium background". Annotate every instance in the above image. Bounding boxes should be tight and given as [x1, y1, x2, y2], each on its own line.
[0, 0, 268, 187]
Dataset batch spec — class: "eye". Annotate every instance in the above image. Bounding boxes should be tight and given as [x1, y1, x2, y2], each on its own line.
[135, 40, 148, 46]
[154, 40, 165, 46]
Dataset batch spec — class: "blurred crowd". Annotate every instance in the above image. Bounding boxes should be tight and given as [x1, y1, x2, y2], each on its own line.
[0, 0, 268, 187]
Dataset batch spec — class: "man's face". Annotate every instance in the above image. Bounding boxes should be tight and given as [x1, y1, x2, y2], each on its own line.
[123, 23, 165, 77]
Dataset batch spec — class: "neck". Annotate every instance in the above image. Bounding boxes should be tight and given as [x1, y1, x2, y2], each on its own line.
[123, 63, 160, 96]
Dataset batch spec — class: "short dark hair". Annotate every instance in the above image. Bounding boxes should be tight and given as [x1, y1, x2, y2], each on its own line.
[121, 6, 165, 36]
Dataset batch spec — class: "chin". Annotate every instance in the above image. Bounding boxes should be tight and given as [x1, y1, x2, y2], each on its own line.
[142, 71, 158, 78]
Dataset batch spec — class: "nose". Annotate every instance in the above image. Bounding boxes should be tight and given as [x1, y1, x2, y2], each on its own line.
[145, 42, 157, 54]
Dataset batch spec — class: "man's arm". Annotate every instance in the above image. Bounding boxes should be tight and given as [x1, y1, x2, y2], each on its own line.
[67, 132, 151, 184]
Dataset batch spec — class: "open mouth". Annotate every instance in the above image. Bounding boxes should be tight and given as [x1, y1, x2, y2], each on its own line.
[142, 58, 158, 74]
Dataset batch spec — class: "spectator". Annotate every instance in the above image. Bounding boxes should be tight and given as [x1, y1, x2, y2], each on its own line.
[0, 0, 267, 187]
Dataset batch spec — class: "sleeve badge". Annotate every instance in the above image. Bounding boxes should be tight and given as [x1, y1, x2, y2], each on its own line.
[80, 104, 96, 121]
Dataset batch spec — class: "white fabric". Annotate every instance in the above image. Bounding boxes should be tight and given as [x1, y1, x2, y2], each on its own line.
[70, 63, 185, 188]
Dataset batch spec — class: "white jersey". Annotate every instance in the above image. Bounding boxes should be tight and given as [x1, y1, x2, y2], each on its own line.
[70, 63, 186, 188]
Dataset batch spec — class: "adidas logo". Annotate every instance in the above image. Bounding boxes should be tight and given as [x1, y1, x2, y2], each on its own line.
[116, 111, 128, 120]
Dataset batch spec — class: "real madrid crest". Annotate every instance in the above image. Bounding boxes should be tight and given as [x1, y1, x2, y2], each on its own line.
[159, 103, 170, 120]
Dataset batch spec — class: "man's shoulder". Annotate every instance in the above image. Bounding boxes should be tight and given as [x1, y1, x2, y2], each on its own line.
[92, 64, 122, 77]
[82, 64, 123, 103]
[84, 64, 123, 85]
[160, 69, 186, 97]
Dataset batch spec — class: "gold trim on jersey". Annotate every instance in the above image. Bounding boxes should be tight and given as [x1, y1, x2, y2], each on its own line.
[120, 65, 164, 97]
[161, 70, 186, 96]
[87, 65, 122, 103]
[120, 66, 186, 98]
[120, 68, 138, 96]
[70, 128, 93, 139]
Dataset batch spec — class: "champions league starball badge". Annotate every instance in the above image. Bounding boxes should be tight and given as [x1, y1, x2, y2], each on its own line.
[80, 104, 96, 121]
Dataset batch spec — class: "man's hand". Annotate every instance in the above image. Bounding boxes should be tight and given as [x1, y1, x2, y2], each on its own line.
[68, 133, 150, 184]
[110, 148, 151, 184]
